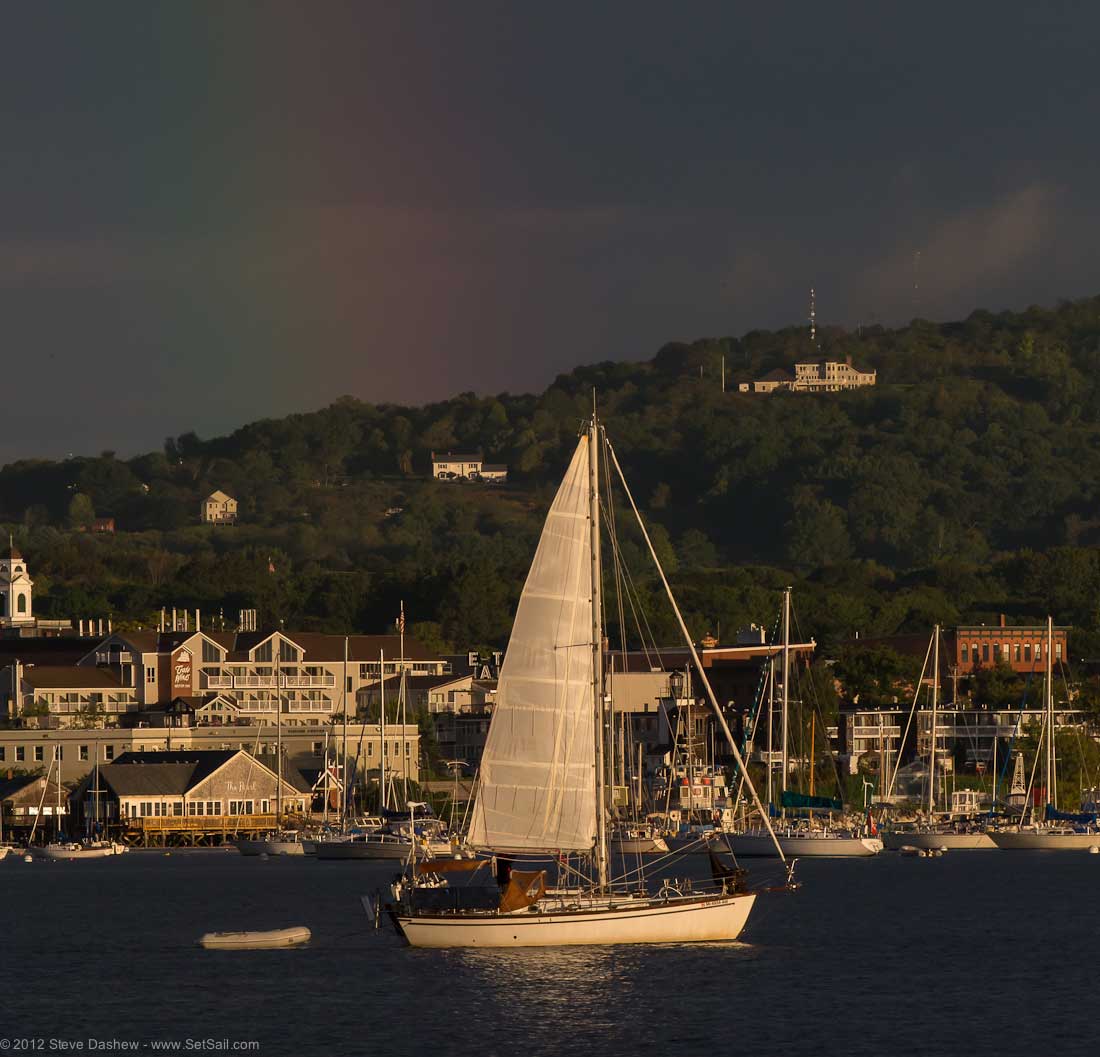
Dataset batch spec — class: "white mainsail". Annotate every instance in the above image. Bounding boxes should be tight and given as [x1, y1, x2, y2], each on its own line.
[467, 434, 597, 853]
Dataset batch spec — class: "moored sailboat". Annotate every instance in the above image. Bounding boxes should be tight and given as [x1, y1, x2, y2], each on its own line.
[725, 588, 881, 858]
[880, 626, 996, 851]
[385, 414, 795, 948]
[989, 616, 1100, 850]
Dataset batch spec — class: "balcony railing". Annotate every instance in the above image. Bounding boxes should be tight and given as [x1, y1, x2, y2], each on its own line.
[203, 673, 336, 690]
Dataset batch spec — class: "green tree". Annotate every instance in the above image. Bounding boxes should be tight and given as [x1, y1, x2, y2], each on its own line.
[67, 493, 95, 530]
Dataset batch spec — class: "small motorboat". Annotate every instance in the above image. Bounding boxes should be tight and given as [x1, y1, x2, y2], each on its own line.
[199, 927, 312, 950]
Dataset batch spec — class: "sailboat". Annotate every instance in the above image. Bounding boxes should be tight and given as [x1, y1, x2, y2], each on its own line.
[31, 749, 127, 860]
[724, 589, 882, 858]
[988, 617, 1100, 850]
[880, 626, 995, 851]
[385, 414, 795, 948]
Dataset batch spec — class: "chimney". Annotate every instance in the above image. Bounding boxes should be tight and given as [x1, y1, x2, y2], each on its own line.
[1000, 613, 1006, 628]
[172, 607, 177, 632]
[195, 609, 200, 632]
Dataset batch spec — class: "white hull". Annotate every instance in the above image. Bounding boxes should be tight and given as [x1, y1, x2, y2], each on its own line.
[611, 837, 670, 854]
[882, 831, 995, 851]
[396, 891, 756, 948]
[200, 927, 311, 950]
[233, 839, 307, 857]
[33, 842, 128, 860]
[725, 832, 882, 857]
[988, 829, 1100, 850]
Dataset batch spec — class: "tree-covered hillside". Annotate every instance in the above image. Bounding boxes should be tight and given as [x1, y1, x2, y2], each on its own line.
[5, 295, 1100, 655]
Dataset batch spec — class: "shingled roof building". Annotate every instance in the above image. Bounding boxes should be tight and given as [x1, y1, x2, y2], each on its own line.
[71, 749, 311, 842]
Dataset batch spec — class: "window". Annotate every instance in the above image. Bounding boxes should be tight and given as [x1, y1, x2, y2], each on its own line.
[346, 676, 353, 692]
[1024, 644, 1032, 663]
[202, 640, 221, 663]
[405, 741, 411, 757]
[312, 741, 323, 755]
[254, 641, 273, 663]
[146, 668, 156, 685]
[961, 644, 969, 663]
[34, 745, 44, 762]
[367, 742, 374, 757]
[1035, 644, 1042, 661]
[16, 746, 25, 762]
[982, 644, 990, 663]
[207, 800, 220, 815]
[17, 593, 27, 613]
[171, 802, 183, 816]
[1014, 644, 1021, 663]
[142, 801, 152, 817]
[105, 744, 115, 760]
[1056, 643, 1063, 659]
[279, 641, 299, 662]
[80, 745, 89, 761]
[260, 799, 270, 813]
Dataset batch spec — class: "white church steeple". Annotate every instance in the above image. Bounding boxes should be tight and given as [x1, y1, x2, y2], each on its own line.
[0, 537, 34, 627]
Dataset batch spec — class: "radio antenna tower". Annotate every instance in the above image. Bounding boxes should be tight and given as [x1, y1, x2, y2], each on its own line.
[809, 286, 818, 349]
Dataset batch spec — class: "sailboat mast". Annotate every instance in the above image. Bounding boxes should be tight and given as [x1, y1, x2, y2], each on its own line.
[928, 625, 940, 818]
[342, 636, 349, 825]
[400, 602, 408, 804]
[766, 658, 775, 806]
[781, 587, 790, 817]
[589, 416, 609, 890]
[1046, 615, 1055, 811]
[379, 649, 387, 812]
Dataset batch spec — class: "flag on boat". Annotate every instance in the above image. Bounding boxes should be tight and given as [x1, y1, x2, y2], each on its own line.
[867, 809, 878, 836]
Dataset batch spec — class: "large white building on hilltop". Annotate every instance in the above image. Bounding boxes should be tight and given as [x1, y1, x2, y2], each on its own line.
[739, 357, 876, 394]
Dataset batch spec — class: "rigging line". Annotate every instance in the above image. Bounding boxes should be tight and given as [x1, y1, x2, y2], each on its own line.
[604, 433, 789, 868]
[993, 670, 1034, 815]
[1021, 719, 1045, 825]
[887, 633, 934, 800]
[789, 599, 845, 802]
[599, 488, 663, 668]
[600, 434, 631, 667]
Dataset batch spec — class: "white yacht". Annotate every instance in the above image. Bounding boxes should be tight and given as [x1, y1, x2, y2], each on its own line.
[384, 415, 795, 947]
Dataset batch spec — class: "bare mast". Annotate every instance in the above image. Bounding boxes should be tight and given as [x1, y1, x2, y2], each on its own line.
[588, 413, 609, 890]
[780, 587, 790, 818]
[927, 625, 940, 818]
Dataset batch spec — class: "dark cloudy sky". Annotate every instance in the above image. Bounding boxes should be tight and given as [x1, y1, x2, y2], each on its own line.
[3, 3, 1098, 461]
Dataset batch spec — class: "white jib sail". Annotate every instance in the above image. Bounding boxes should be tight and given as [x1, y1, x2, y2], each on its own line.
[468, 434, 597, 853]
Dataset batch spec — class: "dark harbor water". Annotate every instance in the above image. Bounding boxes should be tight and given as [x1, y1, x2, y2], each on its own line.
[2, 849, 1096, 1056]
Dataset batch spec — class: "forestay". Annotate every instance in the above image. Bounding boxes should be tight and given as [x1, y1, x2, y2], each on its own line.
[467, 435, 597, 853]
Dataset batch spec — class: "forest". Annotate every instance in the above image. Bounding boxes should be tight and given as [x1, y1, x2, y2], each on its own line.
[4, 294, 1100, 673]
